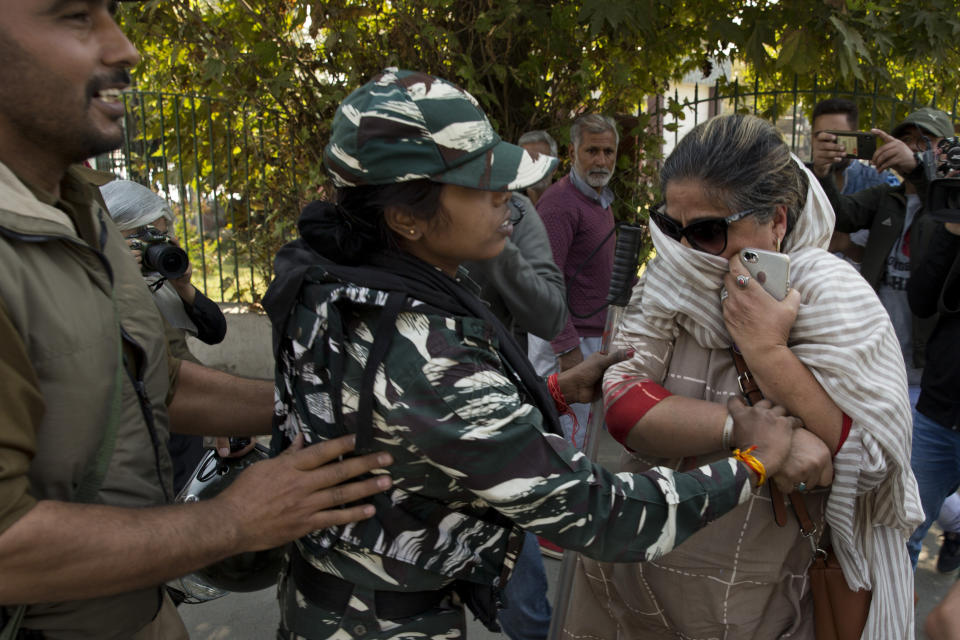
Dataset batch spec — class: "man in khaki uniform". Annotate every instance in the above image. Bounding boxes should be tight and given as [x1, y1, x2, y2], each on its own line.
[0, 2, 392, 638]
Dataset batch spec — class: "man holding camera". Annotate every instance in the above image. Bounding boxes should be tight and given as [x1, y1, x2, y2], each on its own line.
[102, 178, 231, 494]
[811, 107, 953, 391]
[0, 2, 392, 638]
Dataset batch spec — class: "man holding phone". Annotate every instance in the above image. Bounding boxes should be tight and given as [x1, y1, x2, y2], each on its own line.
[810, 99, 900, 265]
[811, 107, 953, 392]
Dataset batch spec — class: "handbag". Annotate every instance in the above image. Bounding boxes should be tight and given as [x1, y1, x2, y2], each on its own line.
[808, 527, 872, 640]
[729, 347, 871, 640]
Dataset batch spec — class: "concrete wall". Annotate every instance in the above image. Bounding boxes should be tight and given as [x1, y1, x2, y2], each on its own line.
[185, 303, 274, 379]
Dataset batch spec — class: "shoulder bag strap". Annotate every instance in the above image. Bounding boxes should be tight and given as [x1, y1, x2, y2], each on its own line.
[728, 346, 764, 407]
[728, 346, 809, 529]
[789, 490, 818, 537]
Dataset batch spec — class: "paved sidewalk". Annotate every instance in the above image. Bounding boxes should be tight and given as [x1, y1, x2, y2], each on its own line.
[181, 428, 955, 639]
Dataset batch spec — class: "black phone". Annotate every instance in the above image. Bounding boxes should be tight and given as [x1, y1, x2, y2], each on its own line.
[825, 130, 876, 160]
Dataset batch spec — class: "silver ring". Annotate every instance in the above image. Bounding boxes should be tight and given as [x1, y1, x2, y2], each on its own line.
[736, 274, 750, 289]
[720, 288, 729, 303]
[794, 481, 807, 493]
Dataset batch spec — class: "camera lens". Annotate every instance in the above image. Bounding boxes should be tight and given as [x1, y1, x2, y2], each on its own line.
[144, 243, 189, 279]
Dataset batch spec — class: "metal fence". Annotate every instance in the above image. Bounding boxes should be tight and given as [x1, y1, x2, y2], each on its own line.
[105, 79, 958, 303]
[95, 90, 304, 305]
[658, 75, 959, 160]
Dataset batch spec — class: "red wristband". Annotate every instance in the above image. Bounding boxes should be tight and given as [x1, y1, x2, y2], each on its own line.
[547, 373, 572, 416]
[605, 379, 672, 446]
[548, 373, 581, 445]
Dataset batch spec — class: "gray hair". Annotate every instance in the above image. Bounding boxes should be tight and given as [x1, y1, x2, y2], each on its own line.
[100, 180, 174, 231]
[570, 114, 619, 150]
[660, 114, 807, 234]
[517, 130, 558, 157]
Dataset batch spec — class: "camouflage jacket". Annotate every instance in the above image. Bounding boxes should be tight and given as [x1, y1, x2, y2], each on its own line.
[269, 260, 755, 594]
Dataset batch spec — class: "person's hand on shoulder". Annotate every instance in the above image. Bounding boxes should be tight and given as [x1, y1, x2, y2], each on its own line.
[213, 434, 393, 551]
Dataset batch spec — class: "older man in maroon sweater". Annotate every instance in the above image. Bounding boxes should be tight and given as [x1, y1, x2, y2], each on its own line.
[532, 114, 618, 450]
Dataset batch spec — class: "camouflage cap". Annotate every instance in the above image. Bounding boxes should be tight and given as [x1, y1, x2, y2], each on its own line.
[324, 69, 558, 191]
[891, 107, 955, 140]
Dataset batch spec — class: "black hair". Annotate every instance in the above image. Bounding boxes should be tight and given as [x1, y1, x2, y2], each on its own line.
[812, 98, 859, 130]
[299, 180, 445, 264]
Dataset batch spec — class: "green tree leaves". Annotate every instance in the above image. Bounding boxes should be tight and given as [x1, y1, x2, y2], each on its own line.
[117, 0, 960, 297]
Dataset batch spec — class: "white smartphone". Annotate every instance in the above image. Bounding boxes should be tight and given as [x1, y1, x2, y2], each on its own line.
[740, 248, 790, 300]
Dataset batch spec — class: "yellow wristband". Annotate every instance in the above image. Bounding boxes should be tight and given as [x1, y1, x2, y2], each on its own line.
[732, 446, 766, 487]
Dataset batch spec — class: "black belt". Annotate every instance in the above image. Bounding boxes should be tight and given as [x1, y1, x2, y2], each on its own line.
[289, 552, 451, 620]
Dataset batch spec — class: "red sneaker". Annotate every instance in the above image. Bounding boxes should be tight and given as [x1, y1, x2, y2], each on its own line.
[537, 536, 564, 560]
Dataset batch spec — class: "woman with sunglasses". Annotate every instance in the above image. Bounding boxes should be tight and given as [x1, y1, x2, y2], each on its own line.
[261, 73, 804, 639]
[561, 114, 921, 639]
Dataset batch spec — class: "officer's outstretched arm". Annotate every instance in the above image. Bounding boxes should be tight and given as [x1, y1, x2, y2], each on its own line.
[168, 360, 273, 437]
[0, 435, 392, 604]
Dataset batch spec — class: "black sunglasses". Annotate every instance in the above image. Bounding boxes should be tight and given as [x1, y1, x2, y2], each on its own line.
[650, 204, 757, 255]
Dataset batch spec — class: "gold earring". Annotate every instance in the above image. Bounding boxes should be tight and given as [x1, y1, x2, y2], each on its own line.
[408, 229, 416, 236]
[776, 236, 781, 252]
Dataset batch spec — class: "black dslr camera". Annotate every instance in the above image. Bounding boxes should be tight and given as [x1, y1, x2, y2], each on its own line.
[927, 137, 960, 224]
[128, 225, 189, 279]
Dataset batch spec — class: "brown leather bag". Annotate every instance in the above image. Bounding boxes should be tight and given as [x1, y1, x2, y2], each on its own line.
[729, 348, 871, 639]
[808, 537, 872, 640]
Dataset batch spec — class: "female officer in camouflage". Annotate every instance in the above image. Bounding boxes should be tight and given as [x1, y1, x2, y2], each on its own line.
[262, 69, 801, 639]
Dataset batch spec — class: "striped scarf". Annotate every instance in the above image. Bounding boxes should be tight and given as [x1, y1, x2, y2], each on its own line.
[622, 157, 922, 637]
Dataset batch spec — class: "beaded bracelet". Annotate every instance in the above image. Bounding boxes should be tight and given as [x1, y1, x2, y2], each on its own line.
[732, 445, 766, 487]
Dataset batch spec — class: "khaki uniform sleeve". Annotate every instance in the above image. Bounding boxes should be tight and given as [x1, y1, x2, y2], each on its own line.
[165, 344, 182, 407]
[159, 314, 186, 405]
[0, 298, 43, 534]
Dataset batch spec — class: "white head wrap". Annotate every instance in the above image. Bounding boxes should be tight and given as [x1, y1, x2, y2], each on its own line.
[100, 181, 197, 335]
[101, 180, 174, 231]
